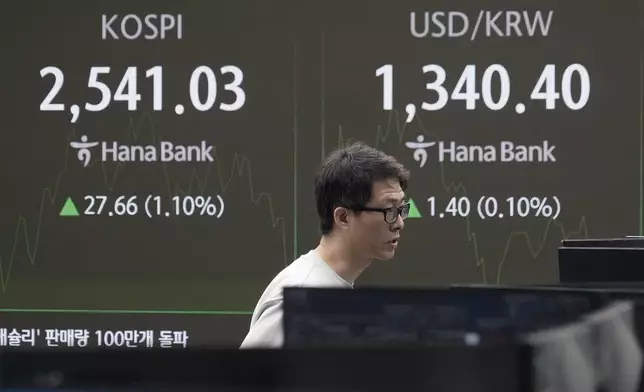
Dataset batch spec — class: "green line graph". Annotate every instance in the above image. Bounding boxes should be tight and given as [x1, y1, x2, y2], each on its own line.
[0, 110, 590, 314]
[0, 113, 290, 295]
[0, 36, 611, 315]
[640, 0, 644, 235]
[0, 308, 252, 315]
[333, 111, 589, 284]
[293, 43, 299, 261]
[318, 32, 590, 285]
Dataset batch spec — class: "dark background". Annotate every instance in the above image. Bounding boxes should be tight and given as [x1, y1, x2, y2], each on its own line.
[0, 0, 641, 347]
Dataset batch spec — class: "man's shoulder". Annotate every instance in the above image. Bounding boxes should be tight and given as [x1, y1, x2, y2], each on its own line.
[264, 251, 321, 292]
[255, 249, 349, 309]
[254, 252, 316, 305]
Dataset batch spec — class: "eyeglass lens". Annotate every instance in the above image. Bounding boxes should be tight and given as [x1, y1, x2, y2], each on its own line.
[385, 204, 410, 223]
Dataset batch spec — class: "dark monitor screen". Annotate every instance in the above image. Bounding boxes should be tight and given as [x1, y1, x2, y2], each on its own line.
[558, 247, 644, 283]
[0, 347, 532, 392]
[561, 238, 644, 248]
[282, 287, 597, 347]
[449, 283, 644, 351]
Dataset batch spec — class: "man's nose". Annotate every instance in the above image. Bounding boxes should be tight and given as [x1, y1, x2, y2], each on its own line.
[391, 214, 405, 231]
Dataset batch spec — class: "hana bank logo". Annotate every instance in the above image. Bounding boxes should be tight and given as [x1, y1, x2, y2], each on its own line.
[405, 135, 556, 165]
[405, 135, 435, 168]
[69, 135, 215, 167]
[70, 135, 99, 167]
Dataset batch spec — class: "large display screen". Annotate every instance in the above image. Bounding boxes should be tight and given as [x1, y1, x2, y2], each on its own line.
[0, 0, 642, 348]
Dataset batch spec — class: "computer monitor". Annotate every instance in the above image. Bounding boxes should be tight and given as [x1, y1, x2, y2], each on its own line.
[558, 247, 644, 283]
[282, 287, 596, 347]
[282, 287, 499, 347]
[449, 283, 644, 358]
[0, 347, 533, 392]
[561, 238, 644, 248]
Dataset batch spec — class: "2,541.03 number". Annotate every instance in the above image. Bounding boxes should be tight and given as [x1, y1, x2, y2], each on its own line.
[39, 65, 246, 113]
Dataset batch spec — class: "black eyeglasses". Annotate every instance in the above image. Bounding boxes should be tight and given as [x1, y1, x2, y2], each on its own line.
[351, 203, 410, 224]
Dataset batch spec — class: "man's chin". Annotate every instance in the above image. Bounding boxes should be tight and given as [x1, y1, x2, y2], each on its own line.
[375, 250, 396, 261]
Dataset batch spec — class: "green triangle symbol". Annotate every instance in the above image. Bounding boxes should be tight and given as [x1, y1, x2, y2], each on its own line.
[407, 198, 422, 218]
[60, 197, 80, 217]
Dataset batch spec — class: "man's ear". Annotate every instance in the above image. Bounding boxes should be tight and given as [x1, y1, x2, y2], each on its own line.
[333, 206, 351, 229]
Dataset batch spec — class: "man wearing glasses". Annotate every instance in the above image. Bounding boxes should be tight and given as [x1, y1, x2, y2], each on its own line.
[240, 142, 411, 348]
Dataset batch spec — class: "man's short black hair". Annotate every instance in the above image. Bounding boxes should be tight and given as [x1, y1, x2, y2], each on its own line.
[314, 141, 410, 235]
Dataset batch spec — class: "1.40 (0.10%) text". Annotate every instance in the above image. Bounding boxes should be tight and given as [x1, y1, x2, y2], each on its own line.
[427, 196, 561, 220]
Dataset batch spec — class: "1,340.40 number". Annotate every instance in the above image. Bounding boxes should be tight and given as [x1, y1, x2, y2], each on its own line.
[376, 63, 590, 111]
